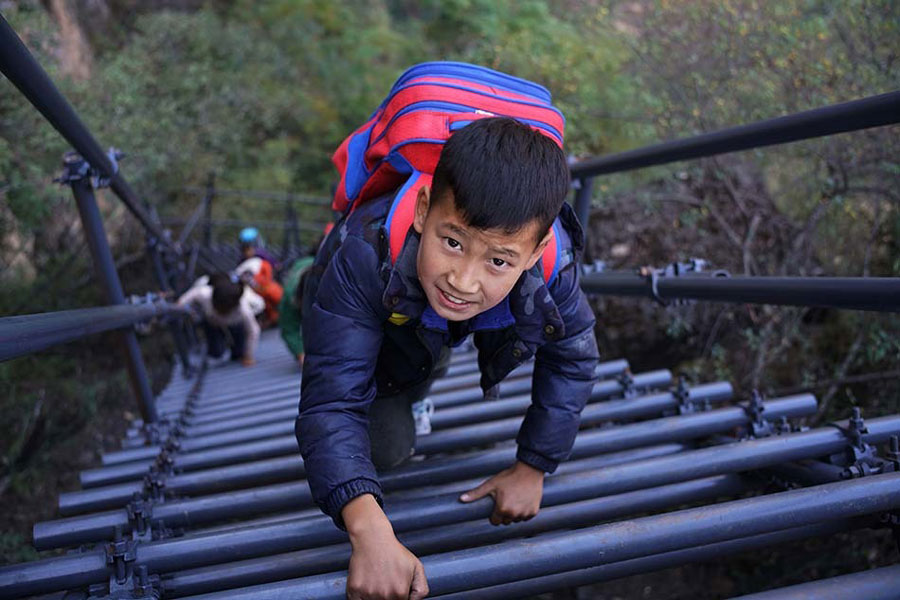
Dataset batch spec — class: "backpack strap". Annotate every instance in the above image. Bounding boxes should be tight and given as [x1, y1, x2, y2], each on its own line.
[385, 171, 561, 287]
[385, 170, 431, 265]
[541, 219, 563, 287]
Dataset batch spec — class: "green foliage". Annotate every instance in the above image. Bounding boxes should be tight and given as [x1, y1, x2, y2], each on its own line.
[866, 327, 900, 364]
[2, 0, 638, 224]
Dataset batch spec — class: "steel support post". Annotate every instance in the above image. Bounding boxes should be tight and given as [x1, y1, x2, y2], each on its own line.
[40, 396, 829, 549]
[175, 199, 210, 248]
[182, 471, 900, 600]
[67, 162, 157, 424]
[573, 177, 594, 233]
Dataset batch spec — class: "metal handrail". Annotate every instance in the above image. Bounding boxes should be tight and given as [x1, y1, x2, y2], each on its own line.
[0, 16, 172, 250]
[581, 271, 900, 313]
[0, 302, 190, 362]
[570, 90, 900, 179]
[567, 91, 900, 311]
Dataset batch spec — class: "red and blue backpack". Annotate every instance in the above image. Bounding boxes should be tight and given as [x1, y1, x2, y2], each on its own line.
[332, 61, 568, 286]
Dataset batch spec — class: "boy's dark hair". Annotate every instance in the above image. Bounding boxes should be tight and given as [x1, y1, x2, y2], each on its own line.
[430, 117, 569, 242]
[209, 272, 243, 315]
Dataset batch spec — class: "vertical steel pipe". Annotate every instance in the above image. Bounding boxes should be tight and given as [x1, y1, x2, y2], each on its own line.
[68, 166, 157, 424]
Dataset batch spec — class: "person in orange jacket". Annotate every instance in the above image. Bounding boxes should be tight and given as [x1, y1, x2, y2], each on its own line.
[236, 227, 283, 325]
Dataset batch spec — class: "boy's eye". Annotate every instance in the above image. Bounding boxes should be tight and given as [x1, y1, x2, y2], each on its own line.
[491, 258, 507, 268]
[444, 237, 461, 249]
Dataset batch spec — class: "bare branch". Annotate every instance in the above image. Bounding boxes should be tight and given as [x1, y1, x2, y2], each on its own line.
[742, 213, 761, 276]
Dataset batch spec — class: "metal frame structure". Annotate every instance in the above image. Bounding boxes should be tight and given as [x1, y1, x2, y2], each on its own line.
[1, 12, 899, 600]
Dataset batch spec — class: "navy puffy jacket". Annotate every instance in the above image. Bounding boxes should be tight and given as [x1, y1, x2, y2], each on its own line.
[297, 193, 600, 525]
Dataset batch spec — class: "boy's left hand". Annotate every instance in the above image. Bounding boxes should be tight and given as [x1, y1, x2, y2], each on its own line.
[459, 461, 544, 525]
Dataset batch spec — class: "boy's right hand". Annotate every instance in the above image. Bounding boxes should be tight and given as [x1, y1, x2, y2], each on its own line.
[343, 494, 429, 600]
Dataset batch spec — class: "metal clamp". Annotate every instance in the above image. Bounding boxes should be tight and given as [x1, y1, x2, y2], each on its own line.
[141, 418, 182, 446]
[142, 464, 169, 503]
[581, 260, 607, 276]
[673, 374, 708, 415]
[105, 527, 137, 586]
[773, 415, 796, 435]
[742, 390, 775, 439]
[638, 259, 731, 307]
[126, 493, 153, 540]
[90, 551, 158, 599]
[616, 370, 637, 399]
[55, 148, 122, 189]
[829, 408, 895, 478]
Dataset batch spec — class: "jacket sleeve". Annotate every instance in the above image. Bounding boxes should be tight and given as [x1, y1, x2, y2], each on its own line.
[278, 298, 303, 356]
[296, 236, 387, 527]
[279, 259, 314, 356]
[516, 261, 599, 473]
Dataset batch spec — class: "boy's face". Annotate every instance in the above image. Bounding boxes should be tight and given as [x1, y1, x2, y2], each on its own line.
[413, 186, 551, 322]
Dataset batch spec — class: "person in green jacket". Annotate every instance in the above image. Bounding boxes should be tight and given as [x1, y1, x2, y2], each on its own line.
[278, 254, 315, 366]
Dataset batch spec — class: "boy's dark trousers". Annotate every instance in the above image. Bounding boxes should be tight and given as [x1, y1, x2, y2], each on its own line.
[202, 320, 247, 360]
[369, 347, 450, 470]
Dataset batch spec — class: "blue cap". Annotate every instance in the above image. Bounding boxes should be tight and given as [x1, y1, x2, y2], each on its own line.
[239, 227, 259, 244]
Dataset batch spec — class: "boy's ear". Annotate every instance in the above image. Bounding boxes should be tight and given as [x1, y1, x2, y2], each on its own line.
[412, 185, 431, 234]
[524, 228, 553, 271]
